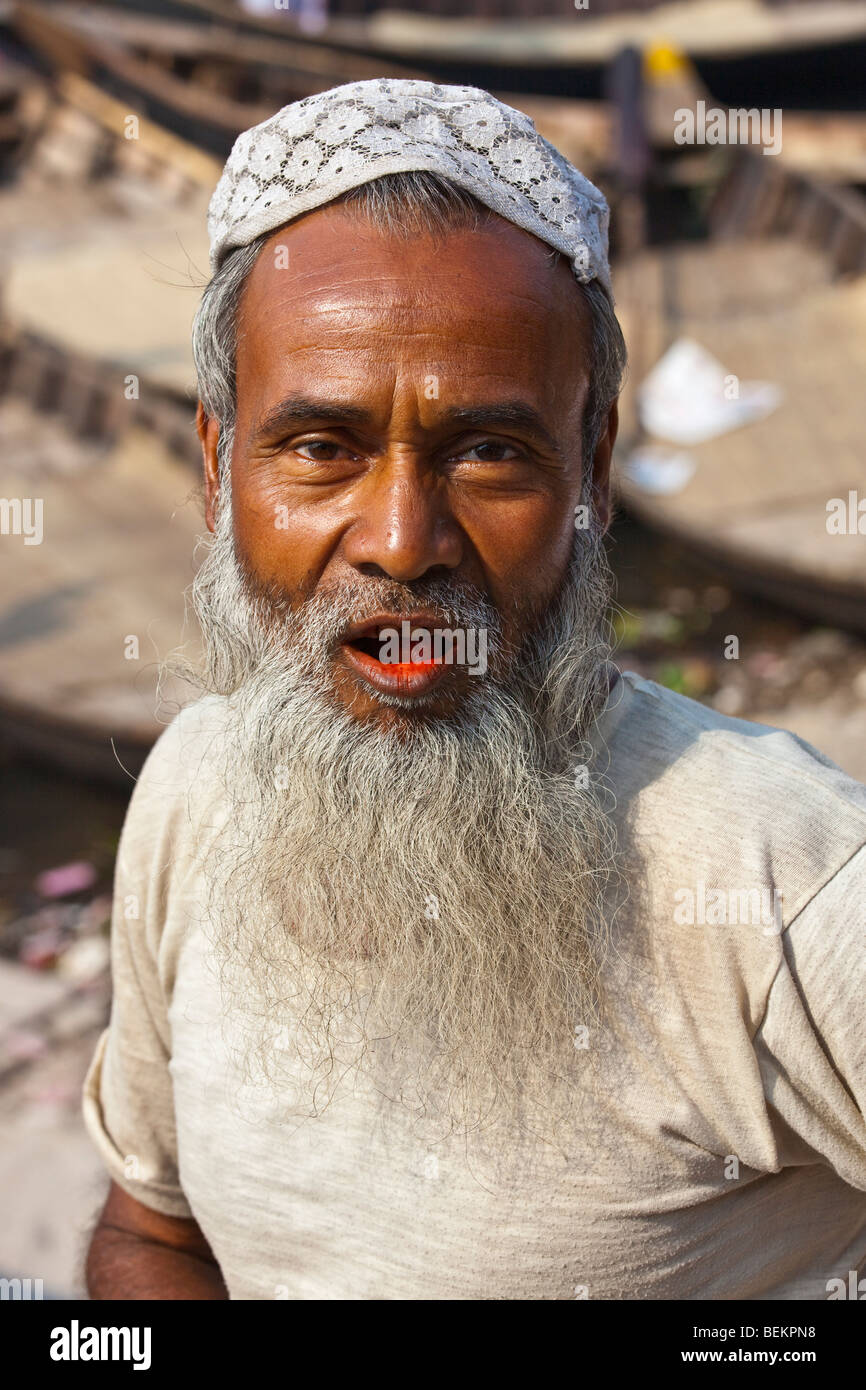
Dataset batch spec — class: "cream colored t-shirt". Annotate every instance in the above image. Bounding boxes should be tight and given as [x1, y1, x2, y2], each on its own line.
[82, 672, 866, 1300]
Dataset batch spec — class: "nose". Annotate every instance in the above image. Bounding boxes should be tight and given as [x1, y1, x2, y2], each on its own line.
[340, 460, 464, 583]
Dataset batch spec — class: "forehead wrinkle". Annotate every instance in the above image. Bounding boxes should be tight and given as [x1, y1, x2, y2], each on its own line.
[242, 301, 575, 360]
[243, 242, 578, 326]
[240, 331, 583, 417]
[236, 242, 591, 414]
[253, 277, 573, 321]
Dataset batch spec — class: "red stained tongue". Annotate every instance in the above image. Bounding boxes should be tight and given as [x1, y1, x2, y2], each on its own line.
[346, 619, 464, 683]
[352, 624, 441, 666]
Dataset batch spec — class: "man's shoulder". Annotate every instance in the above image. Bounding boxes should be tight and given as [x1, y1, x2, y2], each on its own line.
[124, 695, 233, 834]
[608, 669, 866, 813]
[604, 671, 866, 915]
[144, 694, 233, 776]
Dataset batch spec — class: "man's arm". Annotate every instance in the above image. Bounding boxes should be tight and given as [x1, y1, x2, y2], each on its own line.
[86, 1181, 229, 1300]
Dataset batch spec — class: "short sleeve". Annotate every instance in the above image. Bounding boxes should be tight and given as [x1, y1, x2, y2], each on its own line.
[82, 722, 198, 1219]
[754, 843, 866, 1192]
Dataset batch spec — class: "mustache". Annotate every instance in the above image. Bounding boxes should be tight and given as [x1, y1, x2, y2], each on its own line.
[186, 471, 615, 752]
[237, 561, 509, 656]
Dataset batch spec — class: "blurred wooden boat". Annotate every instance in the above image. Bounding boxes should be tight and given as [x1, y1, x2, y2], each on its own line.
[10, 1, 613, 171]
[613, 148, 866, 632]
[41, 0, 866, 106]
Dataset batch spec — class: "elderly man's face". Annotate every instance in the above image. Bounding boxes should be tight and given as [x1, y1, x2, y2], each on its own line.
[200, 202, 615, 721]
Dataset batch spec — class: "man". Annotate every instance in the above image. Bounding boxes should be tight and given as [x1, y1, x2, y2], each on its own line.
[83, 79, 866, 1300]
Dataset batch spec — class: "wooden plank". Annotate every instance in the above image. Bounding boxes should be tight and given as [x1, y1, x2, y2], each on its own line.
[31, 0, 866, 72]
[780, 112, 866, 184]
[354, 0, 866, 64]
[57, 72, 222, 189]
[25, 5, 614, 177]
[19, 0, 436, 91]
[53, 2, 434, 83]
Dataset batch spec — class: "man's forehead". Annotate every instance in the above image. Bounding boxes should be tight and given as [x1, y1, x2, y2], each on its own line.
[236, 203, 589, 358]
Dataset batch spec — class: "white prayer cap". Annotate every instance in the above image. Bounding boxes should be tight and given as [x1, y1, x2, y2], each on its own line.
[207, 78, 611, 289]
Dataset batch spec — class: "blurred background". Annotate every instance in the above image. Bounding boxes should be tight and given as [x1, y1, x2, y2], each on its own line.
[0, 0, 865, 1297]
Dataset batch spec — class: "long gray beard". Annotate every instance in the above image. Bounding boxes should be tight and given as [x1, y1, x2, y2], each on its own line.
[183, 474, 620, 1138]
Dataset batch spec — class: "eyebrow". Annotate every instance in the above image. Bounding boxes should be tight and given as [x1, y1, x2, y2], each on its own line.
[444, 403, 561, 454]
[251, 396, 371, 444]
[250, 395, 562, 454]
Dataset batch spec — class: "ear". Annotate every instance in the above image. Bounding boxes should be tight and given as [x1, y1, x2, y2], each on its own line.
[590, 399, 618, 533]
[197, 401, 222, 534]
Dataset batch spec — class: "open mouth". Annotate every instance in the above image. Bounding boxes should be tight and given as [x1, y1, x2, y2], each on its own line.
[348, 629, 403, 661]
[339, 614, 452, 697]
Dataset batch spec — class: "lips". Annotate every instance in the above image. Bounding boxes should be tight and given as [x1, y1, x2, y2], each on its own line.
[339, 612, 452, 698]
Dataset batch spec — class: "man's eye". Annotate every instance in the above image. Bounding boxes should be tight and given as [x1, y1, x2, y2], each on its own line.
[455, 442, 521, 464]
[295, 440, 352, 462]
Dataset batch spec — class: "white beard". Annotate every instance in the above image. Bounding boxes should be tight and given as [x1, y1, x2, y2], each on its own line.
[182, 473, 621, 1138]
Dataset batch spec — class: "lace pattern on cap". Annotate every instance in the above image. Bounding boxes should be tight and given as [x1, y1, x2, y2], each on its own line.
[207, 79, 610, 288]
